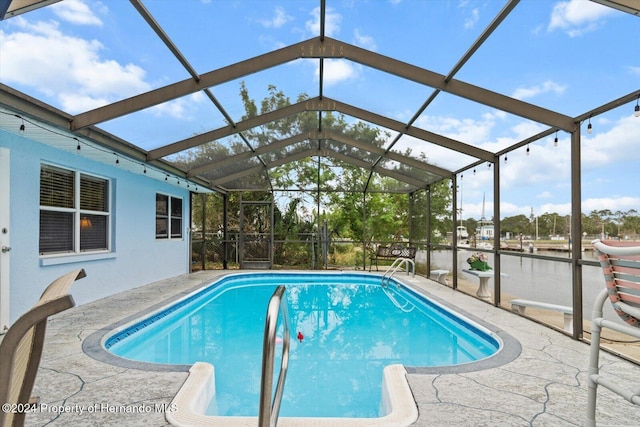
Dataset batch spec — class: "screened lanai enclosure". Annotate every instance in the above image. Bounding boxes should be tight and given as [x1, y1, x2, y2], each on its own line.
[1, 0, 639, 359]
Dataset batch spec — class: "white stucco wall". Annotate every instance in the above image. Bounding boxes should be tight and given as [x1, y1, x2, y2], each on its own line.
[1, 129, 192, 324]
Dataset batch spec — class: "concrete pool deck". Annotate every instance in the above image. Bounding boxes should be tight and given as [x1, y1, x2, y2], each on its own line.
[12, 270, 640, 426]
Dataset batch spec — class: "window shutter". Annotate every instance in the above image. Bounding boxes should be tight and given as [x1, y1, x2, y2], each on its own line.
[80, 214, 108, 251]
[156, 194, 169, 238]
[39, 210, 74, 253]
[40, 165, 110, 255]
[171, 197, 183, 238]
[40, 165, 74, 208]
[80, 174, 108, 212]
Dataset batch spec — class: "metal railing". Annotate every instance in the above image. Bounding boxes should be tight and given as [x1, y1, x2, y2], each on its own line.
[381, 285, 415, 312]
[381, 257, 415, 287]
[258, 286, 291, 427]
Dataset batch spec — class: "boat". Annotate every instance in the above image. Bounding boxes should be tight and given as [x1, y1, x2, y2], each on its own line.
[457, 225, 469, 241]
[477, 219, 494, 241]
[475, 193, 494, 245]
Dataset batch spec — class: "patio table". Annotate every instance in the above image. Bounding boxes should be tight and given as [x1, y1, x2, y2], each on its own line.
[462, 269, 508, 299]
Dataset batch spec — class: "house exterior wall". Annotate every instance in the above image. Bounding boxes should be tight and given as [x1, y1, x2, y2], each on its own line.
[1, 129, 192, 324]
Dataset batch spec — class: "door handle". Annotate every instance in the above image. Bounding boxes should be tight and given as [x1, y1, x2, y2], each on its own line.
[1, 246, 11, 253]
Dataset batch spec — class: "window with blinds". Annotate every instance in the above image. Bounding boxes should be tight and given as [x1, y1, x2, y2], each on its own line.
[39, 164, 110, 255]
[156, 193, 182, 239]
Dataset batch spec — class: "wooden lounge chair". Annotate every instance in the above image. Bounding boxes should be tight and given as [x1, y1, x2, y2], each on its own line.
[0, 269, 85, 427]
[587, 240, 640, 427]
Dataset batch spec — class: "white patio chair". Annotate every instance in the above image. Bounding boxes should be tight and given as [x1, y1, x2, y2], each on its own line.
[587, 240, 640, 426]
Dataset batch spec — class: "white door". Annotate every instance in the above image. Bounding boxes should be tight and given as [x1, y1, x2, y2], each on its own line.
[0, 148, 10, 331]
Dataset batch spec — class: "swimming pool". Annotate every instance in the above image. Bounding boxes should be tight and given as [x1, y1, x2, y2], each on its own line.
[103, 272, 501, 419]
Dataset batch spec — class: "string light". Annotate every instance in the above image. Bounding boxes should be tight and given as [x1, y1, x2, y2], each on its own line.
[504, 154, 508, 163]
[526, 145, 530, 156]
[473, 169, 476, 175]
[635, 95, 640, 118]
[3, 111, 188, 189]
[587, 115, 592, 134]
[487, 162, 491, 169]
[554, 131, 558, 147]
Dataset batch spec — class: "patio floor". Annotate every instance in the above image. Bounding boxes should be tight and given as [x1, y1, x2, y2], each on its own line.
[16, 270, 640, 426]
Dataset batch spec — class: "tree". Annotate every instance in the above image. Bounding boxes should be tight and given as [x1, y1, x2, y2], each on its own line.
[182, 83, 456, 266]
[500, 214, 532, 237]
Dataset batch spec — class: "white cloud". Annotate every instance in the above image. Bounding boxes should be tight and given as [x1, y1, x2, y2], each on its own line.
[538, 191, 554, 199]
[416, 114, 496, 146]
[150, 92, 206, 120]
[464, 8, 479, 29]
[489, 115, 640, 217]
[306, 7, 341, 37]
[260, 7, 293, 29]
[353, 29, 376, 51]
[627, 66, 640, 76]
[512, 80, 567, 100]
[581, 196, 640, 215]
[317, 59, 359, 86]
[51, 0, 103, 26]
[548, 0, 614, 37]
[581, 115, 640, 167]
[0, 17, 150, 114]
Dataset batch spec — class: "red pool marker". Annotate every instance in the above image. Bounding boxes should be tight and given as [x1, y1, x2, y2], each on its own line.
[297, 331, 304, 342]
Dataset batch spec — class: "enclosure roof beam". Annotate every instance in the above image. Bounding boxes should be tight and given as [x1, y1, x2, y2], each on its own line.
[320, 37, 576, 132]
[0, 0, 60, 20]
[70, 39, 312, 130]
[386, 0, 520, 151]
[327, 149, 427, 188]
[187, 128, 453, 180]
[209, 150, 311, 187]
[147, 101, 307, 160]
[318, 98, 495, 162]
[186, 132, 310, 177]
[372, 0, 520, 180]
[151, 95, 481, 167]
[71, 35, 575, 133]
[590, 0, 640, 16]
[320, 130, 453, 178]
[209, 164, 264, 187]
[210, 146, 426, 189]
[130, 0, 259, 159]
[130, 0, 200, 81]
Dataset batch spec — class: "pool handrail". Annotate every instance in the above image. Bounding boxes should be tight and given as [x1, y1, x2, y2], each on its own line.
[381, 257, 415, 287]
[258, 285, 291, 427]
[381, 286, 415, 313]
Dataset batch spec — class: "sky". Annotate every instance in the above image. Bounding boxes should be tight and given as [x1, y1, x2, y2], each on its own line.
[0, 0, 639, 220]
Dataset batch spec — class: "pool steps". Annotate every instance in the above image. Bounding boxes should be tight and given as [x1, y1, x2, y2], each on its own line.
[166, 362, 419, 427]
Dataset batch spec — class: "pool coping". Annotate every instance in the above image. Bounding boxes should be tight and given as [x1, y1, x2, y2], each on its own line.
[82, 271, 521, 426]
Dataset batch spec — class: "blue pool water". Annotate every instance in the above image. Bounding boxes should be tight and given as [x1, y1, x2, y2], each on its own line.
[106, 273, 500, 418]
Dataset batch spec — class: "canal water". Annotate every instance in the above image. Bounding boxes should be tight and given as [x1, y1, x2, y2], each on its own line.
[426, 249, 619, 323]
